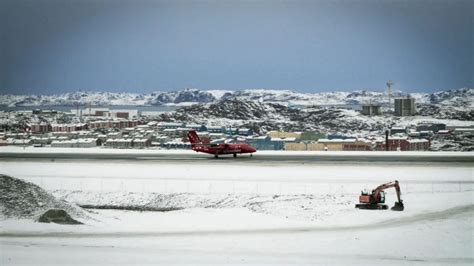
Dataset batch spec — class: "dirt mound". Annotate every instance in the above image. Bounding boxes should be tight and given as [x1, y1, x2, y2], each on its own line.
[0, 175, 85, 220]
[38, 209, 83, 224]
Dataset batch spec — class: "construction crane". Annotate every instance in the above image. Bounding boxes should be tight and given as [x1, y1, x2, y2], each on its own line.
[355, 180, 404, 211]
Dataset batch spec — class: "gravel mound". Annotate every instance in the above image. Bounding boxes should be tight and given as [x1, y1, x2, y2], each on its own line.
[0, 174, 86, 220]
[38, 209, 83, 224]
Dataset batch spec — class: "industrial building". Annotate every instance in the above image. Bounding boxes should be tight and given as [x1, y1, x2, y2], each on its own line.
[361, 104, 381, 116]
[394, 97, 416, 116]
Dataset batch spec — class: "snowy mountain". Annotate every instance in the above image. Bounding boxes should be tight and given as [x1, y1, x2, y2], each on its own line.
[0, 91, 150, 107]
[1, 88, 471, 108]
[148, 88, 216, 105]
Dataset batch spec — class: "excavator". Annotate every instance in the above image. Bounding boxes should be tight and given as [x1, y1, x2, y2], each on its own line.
[355, 180, 404, 211]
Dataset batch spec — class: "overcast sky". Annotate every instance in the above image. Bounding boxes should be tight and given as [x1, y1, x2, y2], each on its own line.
[1, 0, 472, 94]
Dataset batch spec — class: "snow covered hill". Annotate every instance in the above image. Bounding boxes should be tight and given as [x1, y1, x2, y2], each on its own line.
[0, 175, 85, 220]
[1, 88, 472, 108]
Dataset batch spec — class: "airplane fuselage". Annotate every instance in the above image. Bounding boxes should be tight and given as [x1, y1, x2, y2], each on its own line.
[187, 130, 257, 158]
[192, 143, 256, 156]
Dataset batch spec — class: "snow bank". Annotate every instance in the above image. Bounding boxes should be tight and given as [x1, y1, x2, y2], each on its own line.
[0, 175, 86, 221]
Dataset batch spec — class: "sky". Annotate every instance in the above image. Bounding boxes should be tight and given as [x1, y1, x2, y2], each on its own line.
[0, 0, 472, 94]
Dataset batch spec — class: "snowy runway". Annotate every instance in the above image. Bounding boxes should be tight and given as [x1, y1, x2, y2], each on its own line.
[1, 158, 473, 265]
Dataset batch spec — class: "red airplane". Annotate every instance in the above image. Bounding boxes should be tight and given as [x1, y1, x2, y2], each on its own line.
[187, 130, 257, 158]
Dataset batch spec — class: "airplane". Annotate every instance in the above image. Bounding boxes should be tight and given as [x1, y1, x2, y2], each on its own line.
[187, 130, 257, 158]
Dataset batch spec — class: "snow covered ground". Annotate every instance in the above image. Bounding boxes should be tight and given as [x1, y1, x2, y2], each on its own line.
[1, 159, 473, 265]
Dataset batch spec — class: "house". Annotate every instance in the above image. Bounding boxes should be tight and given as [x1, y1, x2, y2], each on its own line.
[207, 126, 225, 133]
[407, 139, 430, 151]
[237, 128, 253, 136]
[50, 138, 99, 148]
[157, 122, 184, 130]
[390, 127, 407, 135]
[416, 123, 446, 133]
[132, 138, 151, 149]
[184, 124, 207, 132]
[452, 128, 474, 136]
[105, 138, 133, 149]
[29, 122, 51, 134]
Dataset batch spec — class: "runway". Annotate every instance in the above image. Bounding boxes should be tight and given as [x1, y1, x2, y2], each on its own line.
[0, 147, 472, 163]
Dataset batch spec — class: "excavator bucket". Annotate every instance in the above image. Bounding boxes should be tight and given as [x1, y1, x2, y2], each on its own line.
[391, 201, 404, 211]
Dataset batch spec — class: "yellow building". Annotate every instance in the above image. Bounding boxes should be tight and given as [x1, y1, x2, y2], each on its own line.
[284, 142, 307, 151]
[284, 142, 328, 151]
[284, 138, 373, 151]
[267, 131, 302, 139]
[317, 139, 356, 151]
[306, 142, 326, 151]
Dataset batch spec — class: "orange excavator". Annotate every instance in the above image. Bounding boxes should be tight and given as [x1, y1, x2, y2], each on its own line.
[355, 180, 404, 211]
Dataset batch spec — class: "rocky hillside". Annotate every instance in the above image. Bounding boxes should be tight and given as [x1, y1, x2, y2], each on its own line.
[156, 99, 389, 136]
[1, 88, 472, 108]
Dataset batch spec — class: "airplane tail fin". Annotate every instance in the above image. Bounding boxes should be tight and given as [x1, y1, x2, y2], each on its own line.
[187, 130, 202, 147]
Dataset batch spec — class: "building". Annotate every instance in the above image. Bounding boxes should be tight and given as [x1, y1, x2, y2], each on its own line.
[88, 120, 138, 130]
[29, 122, 52, 134]
[416, 123, 446, 133]
[157, 122, 184, 130]
[390, 127, 407, 135]
[394, 97, 416, 116]
[30, 136, 53, 145]
[246, 136, 277, 150]
[361, 104, 381, 116]
[207, 126, 225, 133]
[105, 138, 133, 149]
[270, 137, 297, 150]
[237, 128, 252, 136]
[342, 139, 373, 151]
[51, 123, 88, 132]
[284, 142, 308, 151]
[375, 137, 430, 151]
[75, 108, 139, 119]
[452, 128, 474, 136]
[104, 138, 151, 149]
[50, 138, 100, 148]
[407, 139, 430, 151]
[6, 138, 32, 146]
[267, 131, 302, 139]
[317, 138, 357, 151]
[132, 138, 152, 149]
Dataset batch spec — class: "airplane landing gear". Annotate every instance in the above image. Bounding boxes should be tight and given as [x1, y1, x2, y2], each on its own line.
[214, 154, 218, 158]
[233, 153, 237, 158]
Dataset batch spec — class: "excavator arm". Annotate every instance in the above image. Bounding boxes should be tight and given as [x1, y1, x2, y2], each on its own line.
[372, 180, 402, 203]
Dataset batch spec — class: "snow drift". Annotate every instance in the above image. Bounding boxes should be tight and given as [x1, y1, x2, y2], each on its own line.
[0, 174, 86, 221]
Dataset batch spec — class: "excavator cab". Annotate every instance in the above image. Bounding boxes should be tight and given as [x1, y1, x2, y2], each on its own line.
[378, 191, 385, 204]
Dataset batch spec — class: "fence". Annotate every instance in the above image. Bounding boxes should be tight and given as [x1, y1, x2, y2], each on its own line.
[32, 176, 474, 196]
